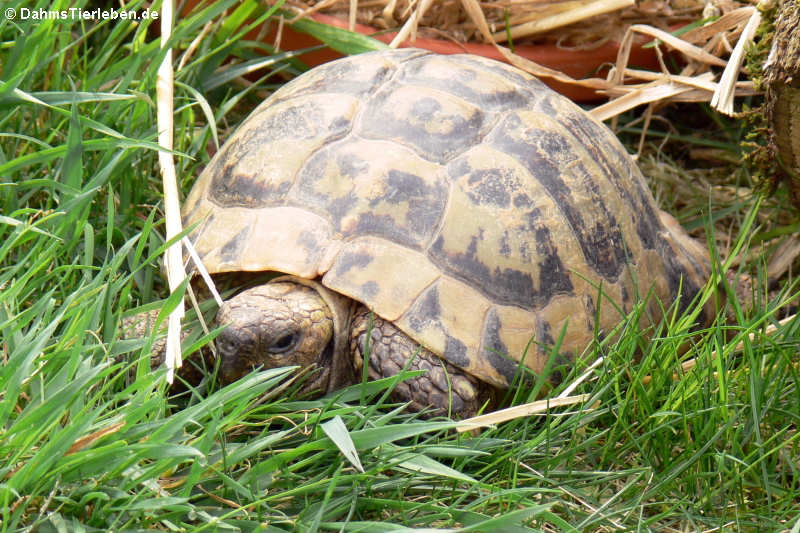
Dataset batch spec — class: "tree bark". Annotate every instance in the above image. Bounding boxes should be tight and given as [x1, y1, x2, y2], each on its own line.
[763, 0, 800, 205]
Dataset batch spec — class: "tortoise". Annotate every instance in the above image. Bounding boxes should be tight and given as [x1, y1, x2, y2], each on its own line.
[173, 48, 713, 417]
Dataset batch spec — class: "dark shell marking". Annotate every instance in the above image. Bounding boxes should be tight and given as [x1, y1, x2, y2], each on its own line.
[184, 49, 712, 388]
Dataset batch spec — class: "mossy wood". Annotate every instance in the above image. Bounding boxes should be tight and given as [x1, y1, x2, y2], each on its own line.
[763, 0, 800, 204]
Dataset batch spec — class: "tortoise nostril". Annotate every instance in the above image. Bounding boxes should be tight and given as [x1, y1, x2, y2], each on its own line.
[216, 330, 241, 358]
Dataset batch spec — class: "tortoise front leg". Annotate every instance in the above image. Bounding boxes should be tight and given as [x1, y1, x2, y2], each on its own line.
[350, 306, 495, 418]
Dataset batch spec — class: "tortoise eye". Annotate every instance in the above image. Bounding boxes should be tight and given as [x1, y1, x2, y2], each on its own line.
[268, 332, 298, 354]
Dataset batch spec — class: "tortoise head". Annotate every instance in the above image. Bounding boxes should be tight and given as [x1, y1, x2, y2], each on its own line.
[215, 281, 335, 390]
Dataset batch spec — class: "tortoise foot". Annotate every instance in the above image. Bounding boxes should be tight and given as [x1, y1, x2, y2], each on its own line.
[350, 307, 494, 418]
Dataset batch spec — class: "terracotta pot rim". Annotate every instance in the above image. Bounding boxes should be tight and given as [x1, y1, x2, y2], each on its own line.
[295, 12, 663, 102]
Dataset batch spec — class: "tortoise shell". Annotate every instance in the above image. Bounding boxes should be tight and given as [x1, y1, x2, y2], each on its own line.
[182, 48, 710, 388]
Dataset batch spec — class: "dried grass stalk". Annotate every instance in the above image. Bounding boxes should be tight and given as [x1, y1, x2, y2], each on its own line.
[593, 8, 761, 119]
[767, 236, 800, 280]
[455, 394, 592, 431]
[287, 0, 760, 115]
[349, 0, 358, 30]
[290, 0, 708, 45]
[459, 0, 614, 89]
[710, 6, 760, 115]
[558, 355, 605, 397]
[641, 311, 798, 386]
[612, 24, 728, 86]
[492, 0, 635, 42]
[591, 80, 696, 121]
[680, 7, 754, 44]
[288, 0, 339, 24]
[389, 0, 434, 47]
[618, 68, 719, 90]
[157, 0, 185, 383]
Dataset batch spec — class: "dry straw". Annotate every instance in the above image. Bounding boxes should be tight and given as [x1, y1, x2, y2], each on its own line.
[157, 0, 184, 383]
[455, 394, 593, 432]
[285, 0, 761, 119]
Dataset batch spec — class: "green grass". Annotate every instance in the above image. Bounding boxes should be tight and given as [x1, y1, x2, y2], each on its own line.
[1, 1, 799, 531]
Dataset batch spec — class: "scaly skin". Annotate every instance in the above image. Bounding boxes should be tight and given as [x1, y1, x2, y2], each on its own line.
[350, 306, 495, 417]
[214, 280, 492, 417]
[215, 282, 335, 392]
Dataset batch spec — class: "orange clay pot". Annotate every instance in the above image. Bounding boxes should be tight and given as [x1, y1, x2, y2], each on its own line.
[282, 13, 661, 102]
[182, 2, 664, 102]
